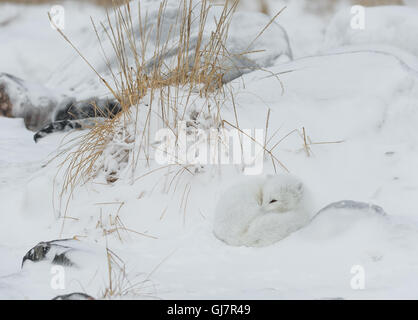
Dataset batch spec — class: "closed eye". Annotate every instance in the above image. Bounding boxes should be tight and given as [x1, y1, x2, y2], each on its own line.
[269, 199, 277, 204]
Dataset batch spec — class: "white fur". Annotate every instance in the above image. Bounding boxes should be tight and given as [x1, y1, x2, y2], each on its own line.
[213, 174, 313, 247]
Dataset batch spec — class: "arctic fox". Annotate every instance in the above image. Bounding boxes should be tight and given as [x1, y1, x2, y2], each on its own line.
[213, 174, 313, 247]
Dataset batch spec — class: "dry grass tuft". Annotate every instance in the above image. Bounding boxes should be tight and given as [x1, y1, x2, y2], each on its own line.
[0, 0, 126, 6]
[49, 0, 292, 236]
[56, 0, 244, 194]
[48, 0, 270, 232]
[101, 245, 153, 299]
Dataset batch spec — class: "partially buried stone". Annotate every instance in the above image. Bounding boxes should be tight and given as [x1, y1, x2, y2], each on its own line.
[0, 83, 13, 117]
[22, 239, 77, 268]
[0, 72, 57, 131]
[316, 200, 387, 217]
[52, 292, 95, 300]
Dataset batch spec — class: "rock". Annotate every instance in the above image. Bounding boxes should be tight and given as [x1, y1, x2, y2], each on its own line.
[52, 292, 95, 300]
[1, 240, 113, 299]
[0, 80, 13, 117]
[303, 200, 389, 241]
[33, 118, 103, 143]
[0, 73, 30, 119]
[0, 73, 57, 131]
[33, 98, 120, 142]
[2, 2, 293, 138]
[22, 239, 79, 268]
[316, 200, 387, 217]
[54, 97, 121, 122]
[300, 200, 394, 244]
[142, 5, 293, 84]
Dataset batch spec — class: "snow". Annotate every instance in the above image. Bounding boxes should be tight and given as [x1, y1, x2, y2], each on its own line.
[1, 0, 418, 299]
[325, 6, 418, 57]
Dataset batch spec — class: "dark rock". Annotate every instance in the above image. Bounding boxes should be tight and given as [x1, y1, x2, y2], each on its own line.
[0, 82, 13, 117]
[54, 97, 121, 122]
[0, 73, 26, 118]
[22, 239, 78, 268]
[52, 292, 95, 300]
[0, 73, 57, 131]
[33, 97, 121, 142]
[33, 119, 83, 142]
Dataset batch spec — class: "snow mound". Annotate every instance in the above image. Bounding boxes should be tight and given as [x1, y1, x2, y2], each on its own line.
[3, 0, 418, 300]
[301, 200, 418, 263]
[0, 239, 140, 300]
[324, 6, 418, 57]
[50, 0, 293, 91]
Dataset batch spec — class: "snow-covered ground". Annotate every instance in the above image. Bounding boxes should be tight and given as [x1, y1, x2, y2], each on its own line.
[1, 0, 418, 299]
